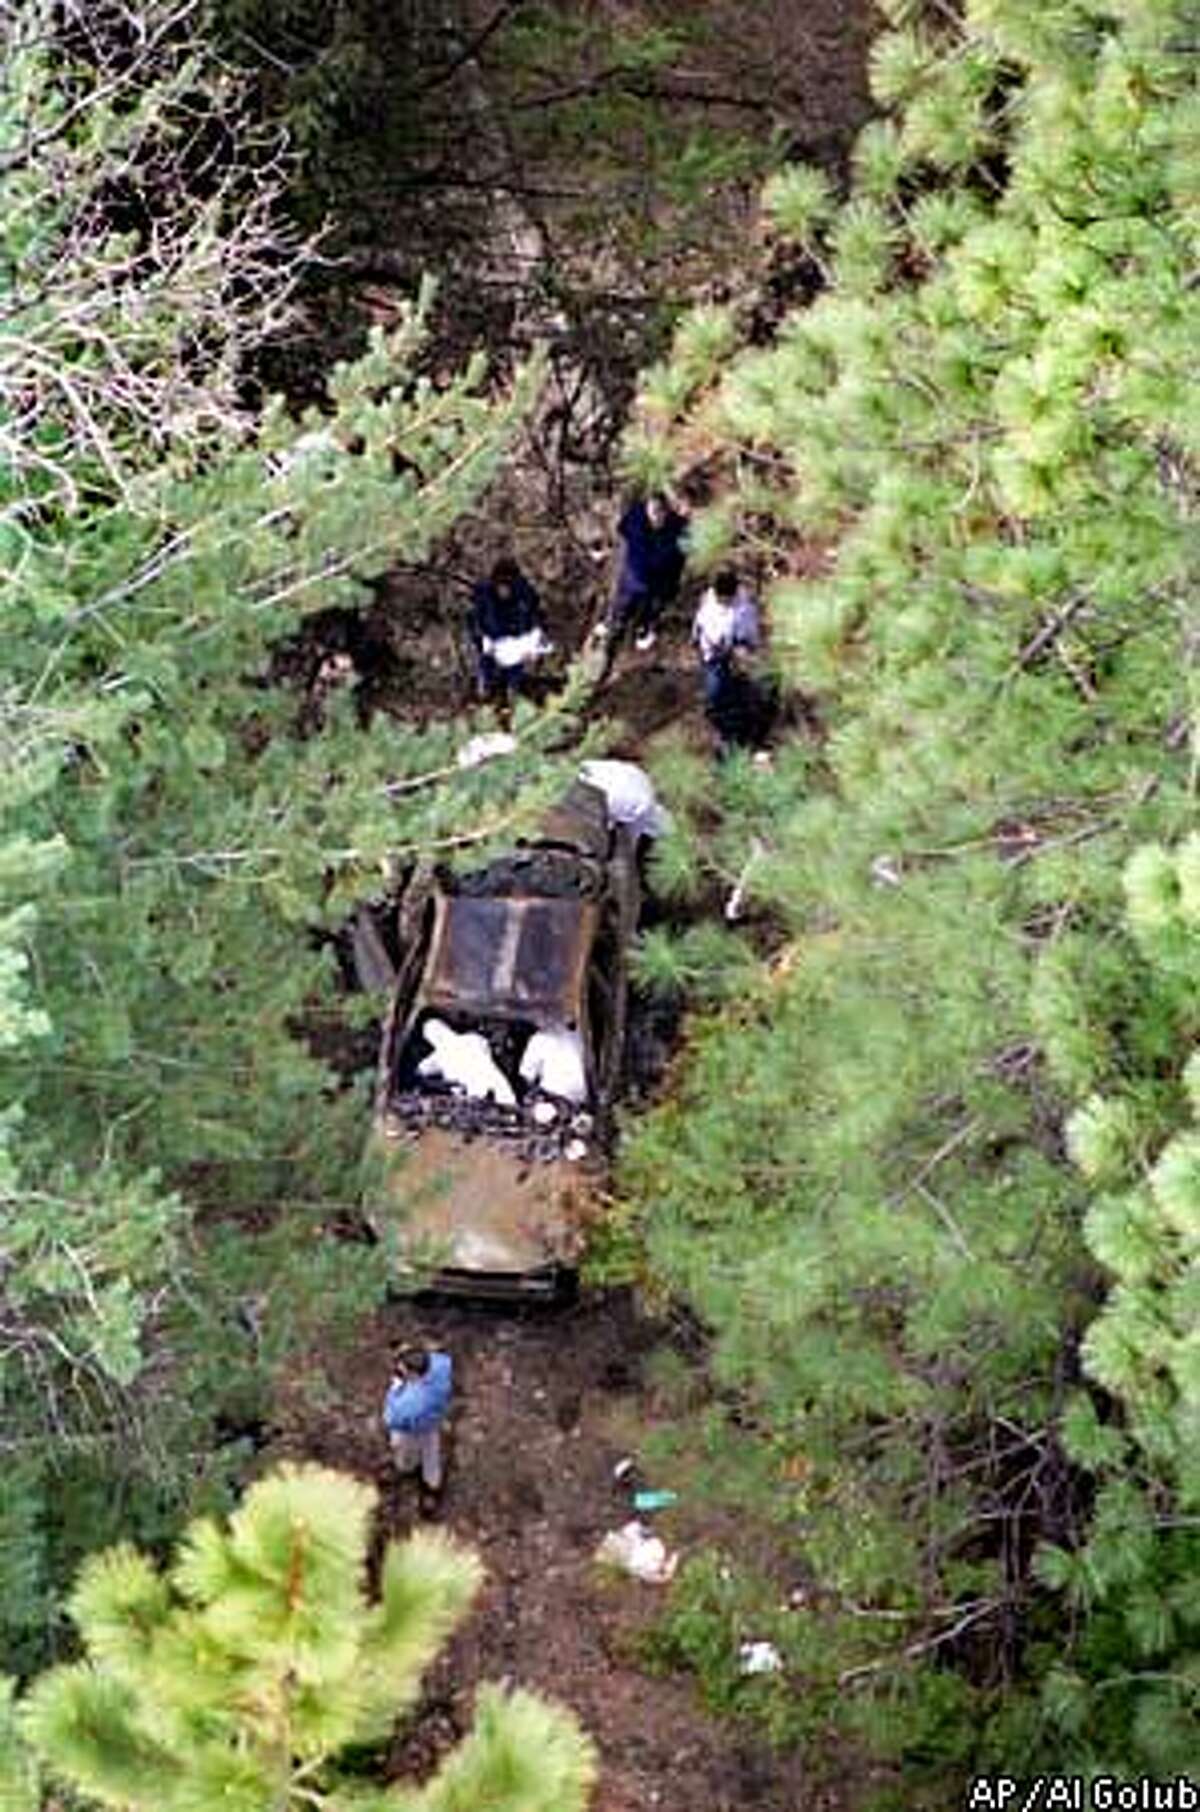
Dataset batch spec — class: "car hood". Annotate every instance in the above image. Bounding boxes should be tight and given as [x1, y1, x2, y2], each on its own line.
[365, 1120, 601, 1278]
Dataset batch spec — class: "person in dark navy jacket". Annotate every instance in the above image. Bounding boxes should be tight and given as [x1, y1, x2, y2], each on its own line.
[599, 492, 688, 654]
[468, 557, 545, 699]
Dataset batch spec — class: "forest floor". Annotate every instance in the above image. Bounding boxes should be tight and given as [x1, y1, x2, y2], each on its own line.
[269, 602, 854, 1809]
[268, 1290, 861, 1812]
[264, 1, 876, 1803]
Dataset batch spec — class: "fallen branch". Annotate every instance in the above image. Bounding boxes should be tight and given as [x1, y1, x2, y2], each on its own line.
[838, 1599, 1002, 1687]
[887, 1120, 979, 1208]
[1014, 594, 1091, 670]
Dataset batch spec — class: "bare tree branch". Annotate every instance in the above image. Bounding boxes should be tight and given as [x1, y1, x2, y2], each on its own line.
[0, 0, 319, 516]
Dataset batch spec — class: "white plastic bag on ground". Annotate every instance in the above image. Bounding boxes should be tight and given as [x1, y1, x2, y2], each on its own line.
[417, 1018, 516, 1106]
[738, 1640, 783, 1676]
[595, 1520, 678, 1584]
[578, 759, 670, 840]
[519, 1025, 587, 1104]
[457, 731, 518, 770]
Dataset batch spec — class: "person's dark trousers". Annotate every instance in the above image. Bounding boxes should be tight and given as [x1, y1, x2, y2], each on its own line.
[701, 657, 729, 714]
[702, 656, 744, 756]
[477, 653, 526, 699]
[607, 565, 671, 641]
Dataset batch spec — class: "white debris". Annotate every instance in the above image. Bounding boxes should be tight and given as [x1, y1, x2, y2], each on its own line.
[317, 651, 354, 685]
[520, 1025, 587, 1104]
[457, 731, 518, 770]
[738, 1640, 783, 1676]
[724, 837, 767, 924]
[564, 1138, 588, 1163]
[613, 1457, 636, 1483]
[531, 1099, 558, 1127]
[596, 1521, 678, 1585]
[416, 1018, 516, 1107]
[579, 759, 670, 840]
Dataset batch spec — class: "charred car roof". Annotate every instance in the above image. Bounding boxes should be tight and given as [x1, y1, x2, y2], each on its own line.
[417, 893, 599, 1026]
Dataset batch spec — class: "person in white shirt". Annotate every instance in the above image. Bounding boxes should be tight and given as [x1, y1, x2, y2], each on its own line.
[577, 759, 670, 841]
[691, 569, 761, 753]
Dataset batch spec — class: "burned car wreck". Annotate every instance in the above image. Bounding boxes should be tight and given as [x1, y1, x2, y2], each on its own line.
[364, 778, 641, 1296]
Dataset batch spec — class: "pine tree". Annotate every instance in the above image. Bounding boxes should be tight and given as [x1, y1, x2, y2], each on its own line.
[4, 1463, 596, 1812]
[0, 0, 562, 1404]
[0, 0, 563, 1674]
[613, 0, 1200, 1779]
[1034, 834, 1200, 1771]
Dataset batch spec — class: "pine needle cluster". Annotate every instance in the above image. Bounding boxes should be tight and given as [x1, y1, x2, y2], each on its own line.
[3, 1463, 596, 1811]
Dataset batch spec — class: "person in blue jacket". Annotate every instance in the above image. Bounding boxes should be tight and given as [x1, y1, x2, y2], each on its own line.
[468, 557, 545, 700]
[383, 1346, 453, 1492]
[599, 491, 688, 654]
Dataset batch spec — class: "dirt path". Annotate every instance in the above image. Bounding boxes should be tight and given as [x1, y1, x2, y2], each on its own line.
[274, 381, 813, 1812]
[265, 4, 876, 1794]
[269, 1290, 849, 1812]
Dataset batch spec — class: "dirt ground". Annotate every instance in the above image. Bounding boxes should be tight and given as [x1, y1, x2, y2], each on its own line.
[269, 1290, 855, 1812]
[262, 3, 876, 1802]
[273, 0, 874, 739]
[274, 565, 831, 1809]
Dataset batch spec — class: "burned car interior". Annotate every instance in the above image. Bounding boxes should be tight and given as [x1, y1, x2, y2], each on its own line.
[364, 777, 641, 1293]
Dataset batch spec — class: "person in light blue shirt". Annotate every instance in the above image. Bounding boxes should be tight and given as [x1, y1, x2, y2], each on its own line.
[383, 1347, 453, 1492]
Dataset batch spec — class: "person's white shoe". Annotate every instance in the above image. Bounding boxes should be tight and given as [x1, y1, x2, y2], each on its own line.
[634, 629, 657, 652]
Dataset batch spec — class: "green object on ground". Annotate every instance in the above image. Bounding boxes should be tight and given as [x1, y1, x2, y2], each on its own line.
[633, 1489, 678, 1512]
